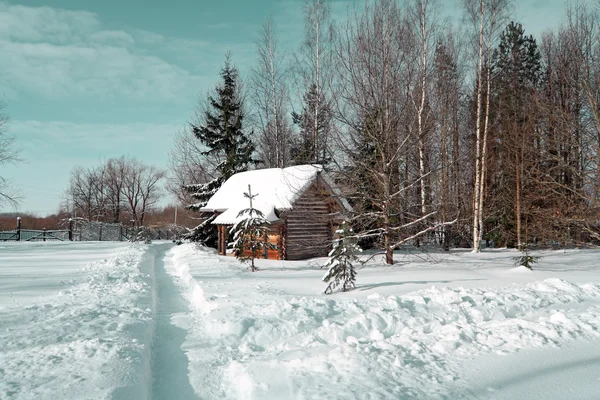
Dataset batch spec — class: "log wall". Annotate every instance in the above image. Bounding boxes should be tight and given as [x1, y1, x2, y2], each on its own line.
[284, 181, 334, 260]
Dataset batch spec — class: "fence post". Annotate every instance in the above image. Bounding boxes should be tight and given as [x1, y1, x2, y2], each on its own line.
[16, 217, 21, 241]
[120, 224, 123, 241]
[43, 228, 46, 242]
[98, 223, 103, 241]
[68, 218, 74, 241]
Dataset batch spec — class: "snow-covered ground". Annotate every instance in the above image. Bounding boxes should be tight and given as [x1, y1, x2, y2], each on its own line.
[165, 245, 600, 399]
[1, 241, 600, 399]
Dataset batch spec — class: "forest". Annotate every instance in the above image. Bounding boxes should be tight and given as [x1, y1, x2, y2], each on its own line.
[169, 0, 600, 263]
[43, 0, 600, 263]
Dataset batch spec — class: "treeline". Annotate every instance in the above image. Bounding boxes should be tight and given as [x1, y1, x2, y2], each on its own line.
[62, 156, 166, 227]
[0, 212, 70, 231]
[170, 0, 600, 261]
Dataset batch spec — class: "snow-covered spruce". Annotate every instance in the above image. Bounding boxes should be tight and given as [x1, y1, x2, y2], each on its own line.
[229, 185, 276, 272]
[322, 221, 361, 294]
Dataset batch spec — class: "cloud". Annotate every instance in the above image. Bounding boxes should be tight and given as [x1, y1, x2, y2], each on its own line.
[0, 3, 99, 44]
[0, 2, 212, 102]
[90, 30, 136, 47]
[0, 39, 210, 99]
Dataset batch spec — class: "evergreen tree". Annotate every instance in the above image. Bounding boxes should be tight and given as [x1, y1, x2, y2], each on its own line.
[345, 108, 383, 249]
[322, 221, 361, 294]
[513, 244, 541, 269]
[291, 84, 333, 165]
[184, 56, 256, 246]
[487, 22, 543, 248]
[230, 185, 275, 272]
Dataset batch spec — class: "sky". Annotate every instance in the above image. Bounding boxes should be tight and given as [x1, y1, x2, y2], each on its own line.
[0, 0, 590, 216]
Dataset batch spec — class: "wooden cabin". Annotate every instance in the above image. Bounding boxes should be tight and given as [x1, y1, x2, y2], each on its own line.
[200, 165, 352, 260]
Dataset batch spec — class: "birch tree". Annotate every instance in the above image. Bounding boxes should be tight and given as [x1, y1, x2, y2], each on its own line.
[333, 0, 456, 264]
[292, 0, 334, 165]
[463, 0, 510, 252]
[252, 17, 292, 168]
[408, 0, 439, 218]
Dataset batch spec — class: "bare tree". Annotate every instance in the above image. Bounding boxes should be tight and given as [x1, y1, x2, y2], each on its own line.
[292, 0, 334, 165]
[105, 157, 127, 223]
[0, 99, 21, 208]
[463, 0, 510, 252]
[67, 165, 107, 221]
[567, 3, 600, 202]
[121, 158, 166, 227]
[65, 157, 165, 226]
[332, 0, 456, 264]
[167, 127, 212, 205]
[432, 30, 464, 250]
[407, 0, 440, 217]
[251, 16, 293, 168]
[528, 2, 600, 244]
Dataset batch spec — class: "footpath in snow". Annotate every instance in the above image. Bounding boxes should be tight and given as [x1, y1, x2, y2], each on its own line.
[0, 241, 200, 400]
[165, 244, 600, 399]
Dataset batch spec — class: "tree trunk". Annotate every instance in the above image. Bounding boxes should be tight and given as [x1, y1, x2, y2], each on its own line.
[515, 151, 522, 249]
[472, 0, 485, 253]
[477, 42, 492, 248]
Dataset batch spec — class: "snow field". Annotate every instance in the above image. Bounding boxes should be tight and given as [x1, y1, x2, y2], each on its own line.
[165, 244, 600, 399]
[0, 242, 154, 400]
[2, 242, 599, 399]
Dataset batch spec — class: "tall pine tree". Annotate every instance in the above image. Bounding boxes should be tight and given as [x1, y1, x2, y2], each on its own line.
[184, 56, 256, 246]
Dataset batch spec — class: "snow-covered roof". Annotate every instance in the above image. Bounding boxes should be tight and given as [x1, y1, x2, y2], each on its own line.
[203, 165, 353, 225]
[213, 202, 279, 225]
[202, 165, 323, 216]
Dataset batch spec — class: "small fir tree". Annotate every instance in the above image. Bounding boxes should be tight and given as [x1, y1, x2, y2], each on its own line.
[230, 185, 275, 272]
[322, 221, 362, 294]
[513, 244, 541, 269]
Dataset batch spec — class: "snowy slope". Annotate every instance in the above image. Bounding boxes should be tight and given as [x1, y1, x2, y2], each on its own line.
[165, 244, 600, 399]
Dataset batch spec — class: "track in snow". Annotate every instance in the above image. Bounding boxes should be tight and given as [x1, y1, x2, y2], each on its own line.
[147, 244, 199, 400]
